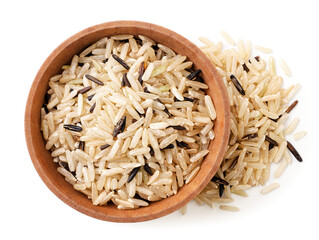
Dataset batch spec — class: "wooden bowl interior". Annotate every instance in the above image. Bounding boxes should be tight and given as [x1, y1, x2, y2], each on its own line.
[25, 21, 230, 222]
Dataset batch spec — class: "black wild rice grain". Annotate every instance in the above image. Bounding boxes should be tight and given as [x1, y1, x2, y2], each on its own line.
[287, 141, 303, 162]
[85, 74, 104, 86]
[112, 54, 130, 70]
[89, 102, 96, 113]
[230, 75, 245, 95]
[127, 167, 140, 183]
[113, 116, 126, 137]
[156, 99, 172, 117]
[265, 135, 279, 146]
[100, 144, 110, 151]
[168, 125, 186, 131]
[121, 75, 126, 87]
[219, 184, 225, 197]
[143, 164, 153, 175]
[269, 143, 275, 150]
[243, 133, 258, 140]
[138, 61, 145, 85]
[149, 146, 154, 156]
[59, 161, 69, 171]
[132, 119, 137, 123]
[121, 73, 131, 87]
[211, 176, 229, 186]
[187, 69, 202, 80]
[270, 115, 282, 122]
[78, 86, 92, 95]
[163, 105, 173, 117]
[78, 141, 85, 151]
[176, 141, 188, 148]
[63, 124, 83, 132]
[120, 117, 126, 133]
[58, 162, 76, 177]
[143, 87, 150, 93]
[228, 158, 238, 171]
[162, 144, 174, 150]
[248, 56, 260, 63]
[242, 63, 250, 72]
[184, 97, 195, 102]
[286, 100, 298, 114]
[87, 94, 95, 101]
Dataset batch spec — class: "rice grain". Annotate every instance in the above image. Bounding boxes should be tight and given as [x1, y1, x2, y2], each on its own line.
[261, 183, 280, 194]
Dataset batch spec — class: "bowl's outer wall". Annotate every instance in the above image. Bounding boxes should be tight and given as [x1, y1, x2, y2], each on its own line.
[25, 21, 230, 222]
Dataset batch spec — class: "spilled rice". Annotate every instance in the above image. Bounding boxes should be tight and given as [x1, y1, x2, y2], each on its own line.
[186, 33, 305, 213]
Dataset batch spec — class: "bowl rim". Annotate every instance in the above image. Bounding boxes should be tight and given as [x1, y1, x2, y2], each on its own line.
[25, 20, 230, 222]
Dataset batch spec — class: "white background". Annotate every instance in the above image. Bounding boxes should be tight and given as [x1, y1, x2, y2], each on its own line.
[1, 0, 318, 239]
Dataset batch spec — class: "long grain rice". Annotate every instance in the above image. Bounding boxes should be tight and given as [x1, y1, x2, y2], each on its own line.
[274, 160, 288, 178]
[219, 205, 240, 212]
[220, 31, 235, 46]
[285, 117, 300, 135]
[261, 183, 280, 194]
[293, 130, 307, 141]
[279, 59, 291, 77]
[254, 45, 273, 53]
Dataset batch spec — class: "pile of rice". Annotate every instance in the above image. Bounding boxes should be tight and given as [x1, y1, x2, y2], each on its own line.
[41, 35, 216, 209]
[185, 32, 305, 213]
[41, 30, 305, 213]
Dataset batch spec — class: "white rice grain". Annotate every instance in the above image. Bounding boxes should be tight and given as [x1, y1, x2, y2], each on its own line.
[279, 59, 291, 77]
[190, 150, 209, 162]
[293, 130, 307, 141]
[219, 205, 240, 212]
[274, 160, 288, 178]
[204, 95, 216, 120]
[261, 183, 280, 194]
[220, 31, 235, 45]
[285, 117, 300, 135]
[128, 147, 150, 156]
[254, 45, 273, 53]
[149, 122, 169, 130]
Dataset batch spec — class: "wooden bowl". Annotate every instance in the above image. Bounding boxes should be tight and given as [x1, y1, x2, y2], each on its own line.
[25, 21, 230, 222]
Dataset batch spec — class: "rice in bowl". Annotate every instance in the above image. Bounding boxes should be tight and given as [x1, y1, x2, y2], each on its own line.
[41, 34, 216, 209]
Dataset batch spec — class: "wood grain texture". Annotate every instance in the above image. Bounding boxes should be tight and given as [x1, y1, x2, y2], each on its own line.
[24, 20, 230, 222]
